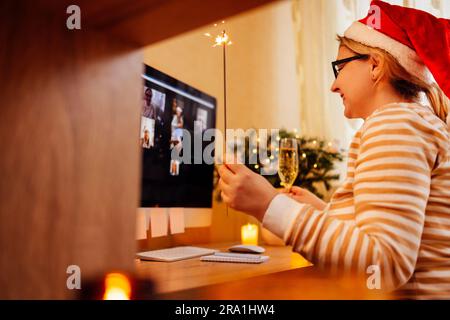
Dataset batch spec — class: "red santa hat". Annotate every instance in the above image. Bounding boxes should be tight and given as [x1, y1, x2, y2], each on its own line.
[343, 0, 450, 100]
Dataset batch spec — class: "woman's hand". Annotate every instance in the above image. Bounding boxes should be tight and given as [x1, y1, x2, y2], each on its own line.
[218, 164, 278, 222]
[282, 186, 327, 210]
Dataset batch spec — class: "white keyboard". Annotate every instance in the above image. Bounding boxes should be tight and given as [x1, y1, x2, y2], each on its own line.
[137, 246, 218, 262]
[201, 252, 269, 264]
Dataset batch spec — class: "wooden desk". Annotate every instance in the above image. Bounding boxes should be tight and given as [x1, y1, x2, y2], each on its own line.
[135, 242, 312, 295]
[157, 267, 390, 300]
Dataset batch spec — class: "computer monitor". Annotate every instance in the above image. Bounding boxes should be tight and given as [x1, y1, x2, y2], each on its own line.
[140, 65, 217, 210]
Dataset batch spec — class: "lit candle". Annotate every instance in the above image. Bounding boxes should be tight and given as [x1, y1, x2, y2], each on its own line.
[241, 223, 258, 245]
[103, 273, 131, 300]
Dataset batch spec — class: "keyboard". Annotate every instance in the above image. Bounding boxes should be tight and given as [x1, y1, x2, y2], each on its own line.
[137, 246, 218, 262]
[201, 252, 269, 264]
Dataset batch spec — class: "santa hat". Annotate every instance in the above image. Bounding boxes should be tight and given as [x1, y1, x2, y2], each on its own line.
[343, 0, 450, 101]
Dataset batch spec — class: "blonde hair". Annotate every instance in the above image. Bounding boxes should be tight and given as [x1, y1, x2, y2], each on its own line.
[337, 36, 449, 123]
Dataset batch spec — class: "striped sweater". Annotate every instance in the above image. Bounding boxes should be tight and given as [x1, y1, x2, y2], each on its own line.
[263, 102, 450, 299]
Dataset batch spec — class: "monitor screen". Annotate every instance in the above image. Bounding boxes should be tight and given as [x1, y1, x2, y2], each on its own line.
[140, 65, 217, 208]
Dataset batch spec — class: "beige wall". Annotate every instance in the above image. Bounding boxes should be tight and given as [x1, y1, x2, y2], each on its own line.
[144, 0, 300, 133]
[143, 0, 300, 242]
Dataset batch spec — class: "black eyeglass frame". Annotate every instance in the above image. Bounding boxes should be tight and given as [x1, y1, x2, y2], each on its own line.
[332, 54, 369, 78]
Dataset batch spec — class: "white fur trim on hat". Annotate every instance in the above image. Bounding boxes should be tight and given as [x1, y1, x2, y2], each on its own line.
[343, 21, 434, 84]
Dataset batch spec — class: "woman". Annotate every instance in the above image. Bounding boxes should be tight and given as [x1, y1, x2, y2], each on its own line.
[218, 1, 450, 299]
[142, 88, 156, 119]
[141, 129, 151, 149]
[171, 106, 184, 138]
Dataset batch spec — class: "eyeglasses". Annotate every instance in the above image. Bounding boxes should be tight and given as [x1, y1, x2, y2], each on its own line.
[332, 54, 369, 78]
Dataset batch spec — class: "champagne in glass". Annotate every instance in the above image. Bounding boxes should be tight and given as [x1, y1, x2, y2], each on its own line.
[278, 138, 299, 192]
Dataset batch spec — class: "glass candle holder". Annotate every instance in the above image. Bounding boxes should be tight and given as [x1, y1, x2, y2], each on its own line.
[241, 223, 258, 245]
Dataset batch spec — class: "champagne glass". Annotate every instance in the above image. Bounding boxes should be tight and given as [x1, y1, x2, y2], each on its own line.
[278, 138, 299, 192]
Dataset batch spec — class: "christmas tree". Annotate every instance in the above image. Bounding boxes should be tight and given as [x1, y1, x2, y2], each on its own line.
[214, 129, 344, 200]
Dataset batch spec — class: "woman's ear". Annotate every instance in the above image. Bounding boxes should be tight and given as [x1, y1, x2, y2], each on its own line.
[369, 54, 383, 82]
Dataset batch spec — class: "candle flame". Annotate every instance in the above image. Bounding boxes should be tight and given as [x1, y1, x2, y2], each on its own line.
[241, 223, 258, 245]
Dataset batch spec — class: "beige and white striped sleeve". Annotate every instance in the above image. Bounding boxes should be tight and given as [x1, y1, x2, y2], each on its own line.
[262, 108, 436, 290]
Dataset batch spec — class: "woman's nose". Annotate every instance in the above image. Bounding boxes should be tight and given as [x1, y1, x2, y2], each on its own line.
[330, 79, 339, 93]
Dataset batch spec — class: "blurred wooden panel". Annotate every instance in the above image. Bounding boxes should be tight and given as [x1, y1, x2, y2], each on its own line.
[0, 1, 142, 299]
[35, 0, 277, 45]
[0, 0, 279, 299]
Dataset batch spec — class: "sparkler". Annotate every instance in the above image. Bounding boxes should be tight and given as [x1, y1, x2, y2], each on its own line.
[205, 22, 232, 216]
